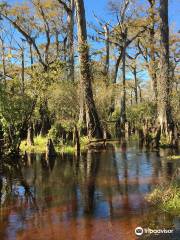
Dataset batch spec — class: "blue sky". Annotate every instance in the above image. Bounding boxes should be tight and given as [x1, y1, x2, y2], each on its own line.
[5, 0, 180, 32]
[85, 0, 180, 71]
[85, 0, 180, 32]
[3, 0, 180, 81]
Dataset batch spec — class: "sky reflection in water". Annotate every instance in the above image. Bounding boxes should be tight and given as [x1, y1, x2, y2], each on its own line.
[0, 141, 180, 240]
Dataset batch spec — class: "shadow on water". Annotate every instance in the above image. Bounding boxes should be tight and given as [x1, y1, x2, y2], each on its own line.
[0, 141, 180, 240]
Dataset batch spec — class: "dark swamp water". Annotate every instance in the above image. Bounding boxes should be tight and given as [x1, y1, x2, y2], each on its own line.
[0, 141, 180, 240]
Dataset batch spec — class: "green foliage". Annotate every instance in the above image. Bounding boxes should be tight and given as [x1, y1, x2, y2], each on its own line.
[111, 107, 120, 121]
[20, 136, 47, 153]
[160, 134, 172, 147]
[126, 102, 156, 126]
[48, 123, 65, 145]
[20, 135, 89, 153]
[48, 81, 79, 125]
[146, 183, 180, 215]
[58, 145, 75, 154]
[80, 136, 90, 146]
[0, 82, 34, 151]
[0, 0, 179, 154]
[167, 155, 180, 160]
[129, 134, 139, 141]
[93, 78, 115, 120]
[48, 126, 59, 143]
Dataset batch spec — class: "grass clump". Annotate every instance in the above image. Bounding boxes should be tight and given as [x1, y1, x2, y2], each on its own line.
[58, 136, 91, 153]
[20, 136, 47, 153]
[129, 134, 139, 141]
[20, 135, 91, 154]
[58, 145, 75, 154]
[167, 155, 180, 160]
[80, 136, 90, 147]
[146, 184, 180, 215]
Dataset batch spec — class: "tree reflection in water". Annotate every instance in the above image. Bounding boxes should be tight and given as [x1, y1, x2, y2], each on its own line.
[0, 143, 179, 240]
[79, 150, 101, 213]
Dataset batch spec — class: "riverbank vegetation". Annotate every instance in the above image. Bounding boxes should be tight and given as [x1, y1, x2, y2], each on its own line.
[0, 1, 179, 237]
[0, 0, 179, 157]
[20, 135, 89, 153]
[167, 155, 180, 160]
[146, 183, 180, 215]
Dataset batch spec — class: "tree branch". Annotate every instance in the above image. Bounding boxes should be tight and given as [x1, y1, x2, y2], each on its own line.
[35, 2, 51, 64]
[57, 0, 71, 14]
[1, 13, 48, 70]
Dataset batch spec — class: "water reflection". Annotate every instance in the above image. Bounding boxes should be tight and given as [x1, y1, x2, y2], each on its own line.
[80, 150, 101, 213]
[0, 142, 180, 240]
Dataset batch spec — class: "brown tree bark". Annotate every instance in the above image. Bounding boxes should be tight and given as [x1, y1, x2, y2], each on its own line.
[0, 37, 6, 87]
[27, 122, 34, 146]
[115, 42, 127, 138]
[21, 47, 25, 95]
[138, 85, 142, 103]
[67, 0, 75, 82]
[113, 51, 122, 84]
[74, 125, 80, 156]
[120, 41, 127, 125]
[29, 42, 34, 69]
[148, 0, 158, 103]
[103, 24, 110, 79]
[74, 0, 103, 139]
[46, 139, 56, 160]
[39, 101, 51, 136]
[58, 0, 75, 82]
[158, 0, 175, 144]
[133, 67, 138, 104]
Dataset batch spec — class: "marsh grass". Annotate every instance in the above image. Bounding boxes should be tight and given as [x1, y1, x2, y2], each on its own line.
[20, 136, 47, 153]
[167, 155, 180, 160]
[20, 135, 90, 154]
[146, 184, 180, 215]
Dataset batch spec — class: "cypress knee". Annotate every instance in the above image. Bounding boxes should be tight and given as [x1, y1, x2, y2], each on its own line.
[74, 125, 80, 156]
[46, 139, 56, 159]
[27, 122, 34, 146]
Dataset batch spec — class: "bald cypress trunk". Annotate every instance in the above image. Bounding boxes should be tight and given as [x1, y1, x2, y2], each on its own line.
[103, 24, 110, 80]
[148, 0, 158, 104]
[27, 122, 34, 146]
[67, 0, 75, 82]
[134, 67, 138, 104]
[75, 0, 103, 139]
[158, 0, 175, 145]
[46, 139, 56, 160]
[121, 44, 127, 125]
